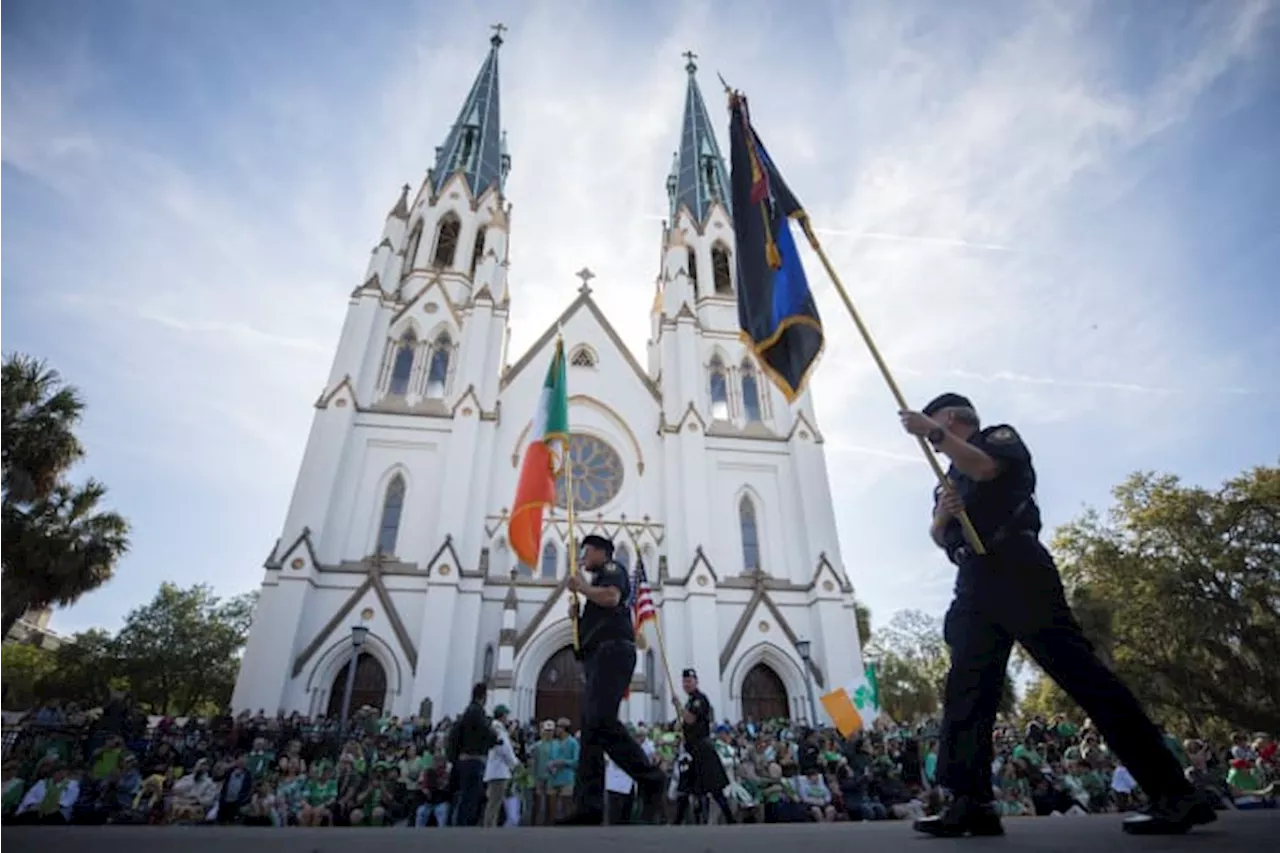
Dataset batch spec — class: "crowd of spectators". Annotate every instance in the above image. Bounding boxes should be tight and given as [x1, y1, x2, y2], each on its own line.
[2, 694, 1274, 827]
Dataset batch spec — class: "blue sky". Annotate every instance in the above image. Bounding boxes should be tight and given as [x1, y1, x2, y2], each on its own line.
[3, 0, 1278, 640]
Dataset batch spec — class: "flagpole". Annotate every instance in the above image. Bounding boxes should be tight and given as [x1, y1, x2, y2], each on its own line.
[554, 332, 582, 653]
[629, 533, 677, 709]
[795, 217, 986, 555]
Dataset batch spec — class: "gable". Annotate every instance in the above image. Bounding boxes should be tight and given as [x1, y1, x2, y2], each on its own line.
[501, 292, 659, 403]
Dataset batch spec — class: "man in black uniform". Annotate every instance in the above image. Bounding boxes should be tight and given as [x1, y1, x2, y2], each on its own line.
[673, 669, 735, 824]
[559, 534, 665, 825]
[900, 393, 1216, 838]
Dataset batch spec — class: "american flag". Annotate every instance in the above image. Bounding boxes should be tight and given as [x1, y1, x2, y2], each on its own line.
[632, 558, 657, 635]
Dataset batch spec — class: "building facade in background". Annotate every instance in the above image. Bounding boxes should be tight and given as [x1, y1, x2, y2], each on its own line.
[232, 33, 865, 726]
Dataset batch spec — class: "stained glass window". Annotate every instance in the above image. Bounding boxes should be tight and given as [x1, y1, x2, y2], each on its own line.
[378, 474, 406, 555]
[554, 434, 624, 512]
[741, 360, 763, 422]
[709, 357, 729, 421]
[389, 333, 416, 396]
[540, 542, 558, 580]
[426, 333, 451, 398]
[740, 496, 760, 571]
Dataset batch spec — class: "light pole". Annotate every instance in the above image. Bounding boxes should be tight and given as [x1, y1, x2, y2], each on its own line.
[795, 639, 819, 725]
[339, 625, 370, 735]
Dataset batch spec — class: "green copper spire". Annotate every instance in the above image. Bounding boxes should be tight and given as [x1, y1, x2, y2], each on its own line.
[431, 25, 508, 197]
[667, 51, 731, 224]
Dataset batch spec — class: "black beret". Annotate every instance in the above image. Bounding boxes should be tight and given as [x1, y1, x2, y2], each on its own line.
[922, 392, 974, 417]
[581, 534, 614, 556]
[682, 668, 698, 679]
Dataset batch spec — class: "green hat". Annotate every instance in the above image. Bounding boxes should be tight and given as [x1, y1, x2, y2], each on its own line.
[494, 705, 510, 718]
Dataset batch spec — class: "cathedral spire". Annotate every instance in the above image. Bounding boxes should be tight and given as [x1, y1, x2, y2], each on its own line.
[431, 25, 509, 197]
[667, 51, 731, 225]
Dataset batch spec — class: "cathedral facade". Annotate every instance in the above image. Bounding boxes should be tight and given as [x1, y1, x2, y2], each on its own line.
[231, 32, 866, 727]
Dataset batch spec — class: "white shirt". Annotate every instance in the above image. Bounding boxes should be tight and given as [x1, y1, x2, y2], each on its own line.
[17, 777, 81, 818]
[484, 722, 519, 783]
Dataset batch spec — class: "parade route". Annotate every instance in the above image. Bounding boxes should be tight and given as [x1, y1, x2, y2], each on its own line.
[5, 811, 1278, 853]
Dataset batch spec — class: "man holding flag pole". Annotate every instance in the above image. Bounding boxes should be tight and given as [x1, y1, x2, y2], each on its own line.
[723, 83, 1217, 838]
[509, 338, 664, 826]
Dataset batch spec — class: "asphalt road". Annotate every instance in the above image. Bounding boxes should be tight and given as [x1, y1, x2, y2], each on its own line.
[4, 810, 1276, 853]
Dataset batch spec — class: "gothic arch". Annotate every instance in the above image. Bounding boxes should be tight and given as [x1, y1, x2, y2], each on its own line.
[513, 617, 578, 710]
[711, 241, 733, 294]
[387, 316, 425, 342]
[540, 541, 559, 580]
[708, 351, 731, 421]
[402, 219, 425, 276]
[470, 226, 488, 277]
[431, 212, 463, 269]
[568, 344, 598, 368]
[728, 641, 807, 720]
[734, 485, 766, 573]
[509, 394, 646, 477]
[740, 357, 765, 422]
[305, 628, 403, 714]
[366, 465, 412, 556]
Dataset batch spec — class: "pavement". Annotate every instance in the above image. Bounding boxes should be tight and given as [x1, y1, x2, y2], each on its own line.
[4, 811, 1277, 853]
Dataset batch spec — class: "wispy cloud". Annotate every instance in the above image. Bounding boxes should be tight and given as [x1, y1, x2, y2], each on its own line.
[3, 0, 1276, 636]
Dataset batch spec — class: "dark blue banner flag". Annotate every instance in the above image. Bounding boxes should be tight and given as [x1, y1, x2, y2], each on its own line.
[728, 93, 824, 402]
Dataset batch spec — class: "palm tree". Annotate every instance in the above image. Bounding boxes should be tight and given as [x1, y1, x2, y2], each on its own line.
[2, 353, 130, 635]
[855, 601, 873, 649]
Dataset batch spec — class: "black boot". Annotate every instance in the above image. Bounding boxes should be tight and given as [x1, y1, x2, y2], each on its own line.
[636, 775, 667, 825]
[913, 796, 1004, 838]
[1121, 789, 1218, 835]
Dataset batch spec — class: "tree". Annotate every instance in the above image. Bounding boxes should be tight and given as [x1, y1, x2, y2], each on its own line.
[867, 609, 1017, 723]
[855, 601, 873, 649]
[1, 642, 58, 709]
[1, 353, 131, 635]
[38, 629, 126, 707]
[112, 584, 256, 716]
[1051, 465, 1280, 736]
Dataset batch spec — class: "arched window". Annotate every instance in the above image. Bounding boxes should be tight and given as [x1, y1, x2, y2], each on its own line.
[482, 644, 495, 683]
[470, 227, 487, 277]
[712, 244, 733, 294]
[426, 333, 451, 398]
[402, 221, 423, 277]
[741, 359, 763, 422]
[377, 474, 406, 555]
[431, 214, 461, 268]
[739, 496, 760, 572]
[540, 542, 558, 580]
[615, 544, 631, 570]
[388, 331, 417, 396]
[709, 356, 730, 421]
[687, 247, 699, 296]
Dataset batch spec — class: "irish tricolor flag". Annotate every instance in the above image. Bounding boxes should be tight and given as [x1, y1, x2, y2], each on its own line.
[820, 664, 881, 737]
[509, 340, 569, 567]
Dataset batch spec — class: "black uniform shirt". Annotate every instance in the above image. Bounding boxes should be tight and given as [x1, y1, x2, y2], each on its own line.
[937, 424, 1041, 552]
[578, 560, 633, 652]
[682, 689, 713, 741]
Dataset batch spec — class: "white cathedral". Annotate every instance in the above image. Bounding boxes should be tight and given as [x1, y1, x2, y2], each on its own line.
[232, 32, 866, 727]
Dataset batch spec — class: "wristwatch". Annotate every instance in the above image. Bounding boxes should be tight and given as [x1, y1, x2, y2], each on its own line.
[927, 427, 946, 448]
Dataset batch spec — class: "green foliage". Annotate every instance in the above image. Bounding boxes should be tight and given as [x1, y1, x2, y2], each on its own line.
[1033, 464, 1280, 737]
[114, 583, 258, 717]
[854, 601, 873, 649]
[867, 609, 1017, 724]
[1, 353, 131, 635]
[0, 642, 57, 709]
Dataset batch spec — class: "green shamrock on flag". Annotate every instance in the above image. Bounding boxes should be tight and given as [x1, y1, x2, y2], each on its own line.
[853, 684, 874, 710]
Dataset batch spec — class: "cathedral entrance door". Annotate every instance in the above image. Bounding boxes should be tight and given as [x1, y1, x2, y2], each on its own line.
[535, 646, 585, 729]
[326, 653, 388, 718]
[741, 663, 789, 723]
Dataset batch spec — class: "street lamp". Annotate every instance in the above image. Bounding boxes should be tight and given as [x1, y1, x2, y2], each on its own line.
[795, 639, 819, 725]
[339, 625, 370, 734]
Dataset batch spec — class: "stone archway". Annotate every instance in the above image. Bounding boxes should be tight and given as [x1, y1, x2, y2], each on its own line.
[535, 646, 585, 729]
[326, 653, 388, 717]
[741, 662, 789, 723]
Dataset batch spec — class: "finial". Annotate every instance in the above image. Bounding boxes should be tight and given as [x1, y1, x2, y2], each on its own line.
[683, 50, 698, 73]
[575, 267, 595, 293]
[490, 22, 507, 47]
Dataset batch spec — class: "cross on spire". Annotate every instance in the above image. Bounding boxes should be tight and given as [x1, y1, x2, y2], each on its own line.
[575, 267, 595, 292]
[683, 50, 698, 72]
[490, 22, 507, 46]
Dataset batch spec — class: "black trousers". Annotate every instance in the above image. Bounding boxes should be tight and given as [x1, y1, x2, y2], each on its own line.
[574, 639, 662, 814]
[939, 535, 1190, 803]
